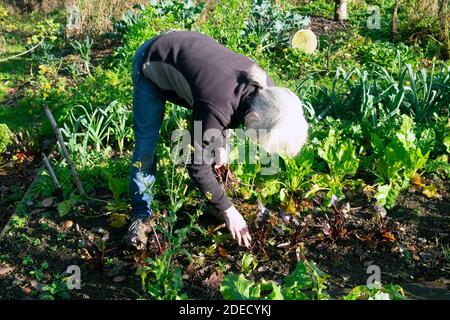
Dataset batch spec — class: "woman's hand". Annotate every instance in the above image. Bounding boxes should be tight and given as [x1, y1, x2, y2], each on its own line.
[223, 206, 251, 248]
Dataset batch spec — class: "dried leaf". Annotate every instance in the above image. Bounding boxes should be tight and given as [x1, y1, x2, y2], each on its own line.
[363, 184, 376, 193]
[285, 197, 297, 214]
[207, 223, 227, 235]
[61, 220, 73, 230]
[133, 251, 149, 264]
[314, 233, 325, 241]
[186, 263, 196, 275]
[278, 210, 291, 224]
[257, 266, 270, 272]
[382, 231, 396, 242]
[80, 248, 92, 260]
[411, 174, 425, 187]
[422, 185, 441, 199]
[217, 245, 229, 258]
[341, 202, 351, 215]
[322, 221, 331, 236]
[298, 200, 313, 211]
[21, 286, 32, 295]
[295, 242, 306, 261]
[339, 229, 349, 239]
[0, 263, 15, 279]
[203, 271, 223, 289]
[355, 232, 374, 242]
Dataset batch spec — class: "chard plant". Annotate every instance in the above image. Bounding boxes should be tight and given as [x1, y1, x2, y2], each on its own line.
[322, 195, 349, 241]
[101, 167, 129, 212]
[344, 283, 406, 300]
[221, 273, 281, 300]
[220, 260, 329, 300]
[259, 146, 314, 212]
[372, 115, 431, 208]
[229, 137, 261, 200]
[307, 128, 359, 206]
[239, 253, 258, 276]
[221, 260, 406, 300]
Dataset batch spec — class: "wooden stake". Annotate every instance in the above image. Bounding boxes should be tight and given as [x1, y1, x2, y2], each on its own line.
[42, 152, 63, 199]
[439, 0, 450, 60]
[43, 104, 87, 197]
[392, 0, 401, 44]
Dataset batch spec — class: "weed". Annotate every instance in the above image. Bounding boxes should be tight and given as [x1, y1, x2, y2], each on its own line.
[344, 283, 406, 300]
[39, 275, 71, 300]
[22, 256, 34, 265]
[70, 36, 94, 75]
[220, 260, 329, 300]
[441, 244, 450, 263]
[30, 262, 49, 281]
[140, 209, 204, 300]
[0, 123, 11, 154]
[322, 195, 348, 241]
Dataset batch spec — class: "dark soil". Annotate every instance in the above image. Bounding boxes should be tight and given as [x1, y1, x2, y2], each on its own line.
[309, 16, 347, 36]
[1, 173, 449, 300]
[0, 150, 41, 234]
[182, 178, 450, 299]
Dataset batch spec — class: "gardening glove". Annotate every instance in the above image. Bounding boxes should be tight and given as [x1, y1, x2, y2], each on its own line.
[224, 205, 251, 248]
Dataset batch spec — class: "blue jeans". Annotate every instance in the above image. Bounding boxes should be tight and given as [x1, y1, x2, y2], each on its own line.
[130, 37, 166, 218]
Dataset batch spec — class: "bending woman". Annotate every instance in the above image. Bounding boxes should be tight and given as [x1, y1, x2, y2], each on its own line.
[125, 30, 309, 250]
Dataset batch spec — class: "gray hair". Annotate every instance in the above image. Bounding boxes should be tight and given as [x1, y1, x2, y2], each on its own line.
[244, 65, 309, 157]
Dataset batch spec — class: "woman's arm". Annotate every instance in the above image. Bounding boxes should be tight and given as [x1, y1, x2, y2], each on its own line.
[187, 107, 233, 211]
[188, 104, 251, 247]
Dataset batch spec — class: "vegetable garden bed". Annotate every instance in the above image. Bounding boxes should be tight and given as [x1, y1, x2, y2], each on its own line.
[0, 166, 448, 299]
